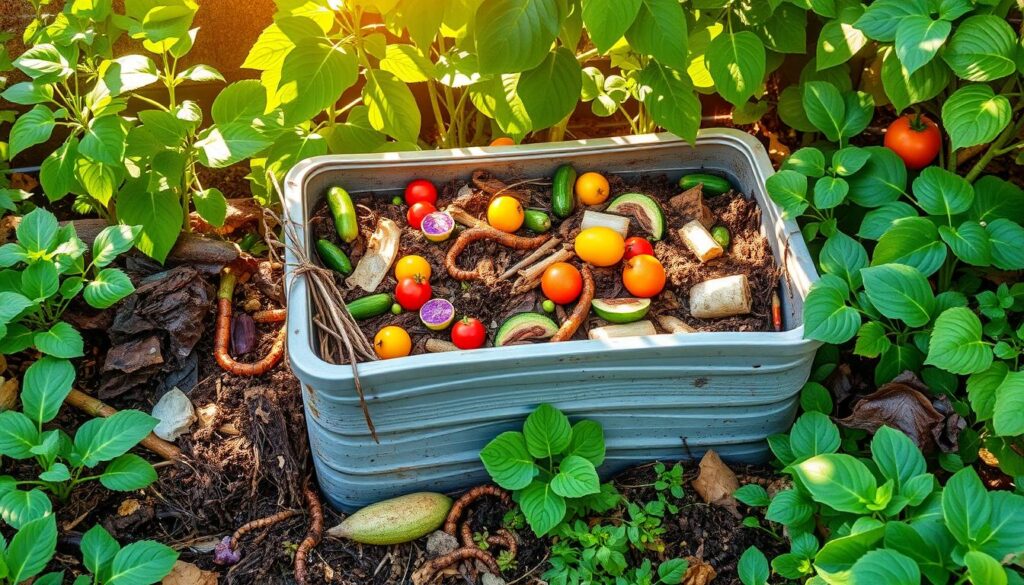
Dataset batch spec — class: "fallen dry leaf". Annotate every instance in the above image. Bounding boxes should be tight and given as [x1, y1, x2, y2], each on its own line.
[10, 173, 38, 192]
[0, 377, 18, 412]
[118, 499, 141, 517]
[691, 450, 740, 518]
[683, 556, 717, 585]
[766, 131, 791, 166]
[162, 560, 218, 585]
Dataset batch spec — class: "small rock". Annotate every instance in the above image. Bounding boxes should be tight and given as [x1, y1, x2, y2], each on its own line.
[425, 530, 458, 557]
[481, 574, 507, 585]
[152, 388, 196, 441]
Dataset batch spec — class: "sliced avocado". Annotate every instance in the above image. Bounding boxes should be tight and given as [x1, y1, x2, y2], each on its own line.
[606, 193, 666, 240]
[495, 313, 559, 346]
[591, 298, 652, 324]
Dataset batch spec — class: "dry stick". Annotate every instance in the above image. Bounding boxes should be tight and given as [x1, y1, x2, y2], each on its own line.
[497, 238, 562, 281]
[65, 390, 181, 461]
[517, 248, 574, 282]
[448, 206, 485, 228]
[215, 269, 287, 377]
[294, 483, 324, 585]
[229, 510, 301, 550]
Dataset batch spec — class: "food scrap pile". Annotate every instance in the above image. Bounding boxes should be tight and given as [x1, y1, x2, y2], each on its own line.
[310, 166, 782, 362]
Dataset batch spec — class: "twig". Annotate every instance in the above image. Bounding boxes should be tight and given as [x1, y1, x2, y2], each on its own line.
[517, 248, 574, 283]
[64, 390, 181, 461]
[294, 483, 324, 585]
[497, 238, 562, 281]
[447, 206, 485, 228]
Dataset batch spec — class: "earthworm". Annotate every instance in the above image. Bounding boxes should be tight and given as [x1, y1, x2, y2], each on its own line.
[445, 227, 550, 281]
[412, 547, 501, 583]
[252, 308, 287, 323]
[443, 485, 512, 535]
[294, 483, 323, 585]
[229, 510, 301, 550]
[215, 269, 286, 376]
[551, 264, 594, 342]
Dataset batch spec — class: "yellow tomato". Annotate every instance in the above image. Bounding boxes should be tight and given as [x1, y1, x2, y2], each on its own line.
[395, 255, 431, 282]
[576, 172, 610, 205]
[574, 227, 625, 267]
[374, 326, 412, 359]
[487, 196, 525, 233]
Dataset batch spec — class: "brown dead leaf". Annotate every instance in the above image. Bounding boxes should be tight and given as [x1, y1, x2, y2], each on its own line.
[691, 450, 740, 518]
[118, 499, 141, 517]
[10, 173, 38, 192]
[766, 132, 791, 166]
[683, 556, 717, 585]
[0, 377, 18, 412]
[162, 560, 218, 585]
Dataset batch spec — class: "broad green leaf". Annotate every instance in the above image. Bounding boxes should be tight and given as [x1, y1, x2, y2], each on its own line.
[849, 549, 921, 585]
[943, 15, 1018, 82]
[100, 55, 159, 95]
[975, 490, 1024, 560]
[765, 488, 814, 526]
[794, 454, 877, 514]
[38, 462, 71, 482]
[517, 48, 582, 129]
[816, 6, 867, 70]
[638, 62, 701, 144]
[34, 322, 84, 358]
[814, 176, 849, 209]
[176, 64, 223, 83]
[196, 122, 273, 168]
[241, 17, 321, 72]
[993, 372, 1024, 437]
[790, 411, 840, 461]
[881, 46, 950, 113]
[862, 264, 935, 327]
[853, 0, 927, 42]
[777, 86, 818, 133]
[706, 31, 765, 107]
[625, 0, 688, 72]
[854, 321, 891, 358]
[871, 426, 925, 489]
[912, 167, 973, 217]
[79, 116, 128, 167]
[14, 43, 73, 84]
[840, 90, 874, 140]
[93, 225, 141, 268]
[137, 110, 187, 144]
[1, 81, 54, 106]
[73, 410, 158, 467]
[192, 188, 227, 228]
[800, 381, 834, 414]
[211, 80, 267, 125]
[803, 274, 859, 343]
[942, 85, 1011, 151]
[9, 104, 57, 159]
[523, 403, 571, 459]
[40, 138, 81, 202]
[16, 208, 59, 253]
[964, 552, 1007, 585]
[986, 219, 1024, 270]
[21, 356, 75, 425]
[939, 222, 991, 267]
[942, 467, 991, 546]
[802, 81, 844, 142]
[100, 454, 158, 491]
[567, 420, 605, 467]
[81, 524, 119, 577]
[519, 480, 566, 536]
[550, 455, 600, 498]
[970, 176, 1024, 225]
[894, 15, 950, 75]
[832, 147, 871, 177]
[871, 217, 947, 277]
[5, 515, 57, 583]
[83, 268, 134, 309]
[820, 232, 867, 290]
[480, 431, 536, 490]
[0, 488, 53, 529]
[388, 0, 444, 49]
[275, 40, 358, 125]
[876, 344, 924, 385]
[582, 0, 641, 53]
[734, 484, 771, 507]
[752, 3, 806, 54]
[0, 411, 40, 460]
[469, 74, 532, 136]
[765, 169, 809, 218]
[75, 159, 121, 207]
[858, 201, 917, 239]
[847, 147, 907, 207]
[106, 540, 178, 585]
[474, 0, 559, 74]
[782, 148, 826, 177]
[380, 44, 435, 83]
[21, 262, 59, 301]
[362, 69, 421, 143]
[967, 362, 1008, 421]
[738, 546, 769, 585]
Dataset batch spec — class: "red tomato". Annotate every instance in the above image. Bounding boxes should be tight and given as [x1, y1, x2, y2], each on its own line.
[884, 114, 941, 170]
[451, 317, 487, 349]
[405, 179, 438, 206]
[624, 237, 655, 260]
[395, 277, 432, 310]
[407, 201, 437, 230]
[541, 262, 583, 305]
[622, 254, 666, 298]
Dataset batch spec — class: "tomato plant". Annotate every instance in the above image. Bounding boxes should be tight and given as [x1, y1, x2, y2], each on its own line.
[395, 277, 432, 311]
[451, 317, 487, 350]
[541, 262, 583, 305]
[884, 115, 942, 170]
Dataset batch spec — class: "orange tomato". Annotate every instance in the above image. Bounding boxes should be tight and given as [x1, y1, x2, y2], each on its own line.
[622, 254, 666, 298]
[541, 262, 583, 304]
[574, 227, 625, 267]
[490, 137, 516, 146]
[395, 255, 431, 282]
[575, 172, 610, 205]
[487, 196, 525, 233]
[374, 326, 412, 359]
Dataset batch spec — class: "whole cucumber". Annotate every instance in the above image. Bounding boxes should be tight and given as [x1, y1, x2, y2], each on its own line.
[347, 293, 393, 320]
[524, 209, 552, 233]
[679, 173, 732, 196]
[551, 164, 577, 219]
[327, 186, 359, 243]
[316, 239, 353, 275]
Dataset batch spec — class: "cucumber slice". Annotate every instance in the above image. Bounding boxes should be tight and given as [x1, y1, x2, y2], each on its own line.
[606, 193, 666, 240]
[591, 298, 652, 324]
[494, 313, 559, 346]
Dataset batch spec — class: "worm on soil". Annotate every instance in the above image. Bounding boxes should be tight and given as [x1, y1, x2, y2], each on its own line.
[551, 265, 594, 342]
[445, 228, 551, 281]
[294, 483, 324, 585]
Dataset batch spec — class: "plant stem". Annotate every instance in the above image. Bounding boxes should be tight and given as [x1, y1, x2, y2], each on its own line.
[426, 81, 449, 147]
[965, 103, 1024, 182]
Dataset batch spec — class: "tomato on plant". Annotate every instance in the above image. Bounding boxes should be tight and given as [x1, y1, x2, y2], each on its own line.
[623, 237, 655, 260]
[451, 317, 487, 349]
[487, 196, 525, 233]
[884, 114, 941, 170]
[407, 201, 437, 230]
[374, 326, 412, 359]
[395, 255, 431, 282]
[395, 277, 432, 310]
[541, 262, 583, 304]
[575, 172, 610, 205]
[490, 137, 515, 146]
[622, 254, 666, 298]
[404, 179, 438, 206]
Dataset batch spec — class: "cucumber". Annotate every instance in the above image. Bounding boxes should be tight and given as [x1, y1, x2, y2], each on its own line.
[327, 492, 453, 545]
[551, 164, 577, 219]
[495, 313, 559, 346]
[524, 209, 552, 233]
[679, 173, 732, 196]
[327, 186, 359, 243]
[606, 193, 666, 240]
[316, 239, 353, 275]
[347, 293, 393, 320]
[591, 298, 651, 324]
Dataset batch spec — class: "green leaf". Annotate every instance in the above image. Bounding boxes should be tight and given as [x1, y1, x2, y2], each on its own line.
[816, 6, 867, 70]
[803, 274, 860, 344]
[22, 356, 75, 426]
[942, 85, 1012, 152]
[1, 81, 53, 106]
[734, 484, 771, 507]
[75, 159, 121, 207]
[853, 0, 927, 42]
[820, 232, 867, 291]
[106, 540, 178, 585]
[567, 419, 605, 467]
[39, 462, 71, 482]
[137, 110, 188, 144]
[814, 176, 849, 209]
[550, 455, 600, 498]
[0, 488, 53, 529]
[474, 0, 559, 74]
[850, 549, 921, 585]
[93, 225, 141, 268]
[942, 467, 991, 547]
[968, 362, 1008, 421]
[79, 115, 128, 167]
[0, 411, 41, 460]
[765, 488, 814, 526]
[993, 372, 1024, 437]
[894, 15, 949, 76]
[40, 138, 81, 202]
[73, 410, 158, 467]
[275, 40, 358, 125]
[176, 64, 223, 83]
[658, 558, 689, 583]
[21, 262, 59, 301]
[862, 264, 935, 327]
[802, 81, 845, 142]
[986, 219, 1024, 270]
[523, 403, 571, 459]
[211, 80, 267, 125]
[789, 412, 840, 461]
[854, 321, 891, 358]
[83, 268, 134, 309]
[16, 207, 59, 254]
[800, 381, 834, 414]
[778, 86, 818, 133]
[737, 546, 769, 585]
[707, 31, 765, 107]
[5, 515, 57, 584]
[192, 188, 227, 228]
[840, 91, 874, 141]
[14, 43, 73, 84]
[881, 46, 951, 114]
[876, 344, 925, 385]
[832, 147, 871, 177]
[847, 147, 908, 208]
[81, 524, 119, 577]
[517, 48, 582, 129]
[794, 454, 877, 514]
[782, 148, 826, 177]
[362, 69, 421, 143]
[964, 552, 1007, 585]
[752, 3, 806, 54]
[480, 431, 536, 490]
[582, 0, 641, 53]
[34, 321, 84, 358]
[100, 454, 158, 491]
[872, 216, 947, 277]
[469, 74, 532, 136]
[912, 167, 973, 217]
[638, 62, 701, 144]
[815, 519, 887, 582]
[939, 222, 991, 267]
[625, 0, 688, 72]
[871, 426, 925, 490]
[765, 169, 809, 218]
[100, 55, 159, 95]
[943, 15, 1018, 82]
[379, 44, 435, 83]
[858, 202, 917, 240]
[195, 122, 273, 168]
[519, 480, 566, 536]
[970, 176, 1024, 225]
[9, 104, 57, 159]
[976, 490, 1024, 560]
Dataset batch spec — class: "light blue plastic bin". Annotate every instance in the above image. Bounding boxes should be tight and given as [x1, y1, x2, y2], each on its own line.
[283, 130, 821, 511]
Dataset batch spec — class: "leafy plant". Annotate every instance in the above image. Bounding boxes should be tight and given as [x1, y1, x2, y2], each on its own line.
[72, 524, 178, 585]
[543, 519, 688, 585]
[0, 502, 58, 585]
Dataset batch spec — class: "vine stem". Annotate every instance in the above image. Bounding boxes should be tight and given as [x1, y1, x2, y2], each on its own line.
[964, 99, 1024, 182]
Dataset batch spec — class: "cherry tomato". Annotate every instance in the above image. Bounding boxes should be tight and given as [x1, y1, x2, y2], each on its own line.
[374, 326, 411, 359]
[884, 114, 941, 170]
[622, 254, 666, 298]
[395, 255, 431, 282]
[487, 196, 525, 233]
[574, 227, 625, 267]
[623, 237, 655, 260]
[575, 172, 610, 205]
[407, 201, 437, 230]
[541, 262, 583, 304]
[404, 179, 438, 206]
[490, 137, 516, 146]
[451, 317, 487, 349]
[395, 277, 432, 310]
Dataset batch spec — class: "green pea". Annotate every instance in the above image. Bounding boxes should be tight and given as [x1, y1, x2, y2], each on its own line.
[542, 299, 556, 313]
[391, 303, 402, 315]
[392, 196, 403, 206]
[711, 226, 730, 248]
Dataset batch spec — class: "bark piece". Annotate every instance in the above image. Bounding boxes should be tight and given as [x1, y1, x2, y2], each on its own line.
[668, 185, 714, 228]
